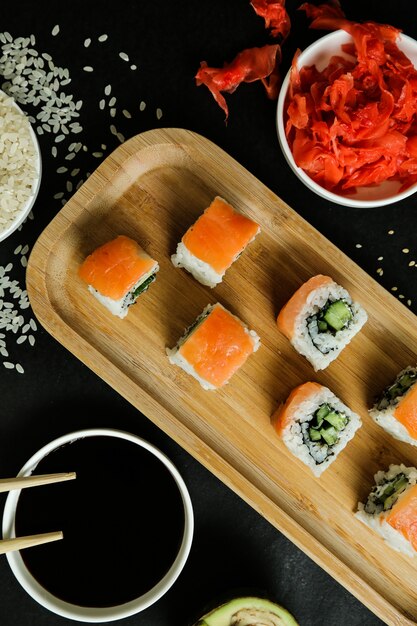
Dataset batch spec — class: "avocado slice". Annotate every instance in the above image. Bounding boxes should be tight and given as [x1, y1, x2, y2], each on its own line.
[194, 597, 298, 626]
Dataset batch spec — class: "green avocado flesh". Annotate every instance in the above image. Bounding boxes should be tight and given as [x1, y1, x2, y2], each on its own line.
[194, 597, 299, 626]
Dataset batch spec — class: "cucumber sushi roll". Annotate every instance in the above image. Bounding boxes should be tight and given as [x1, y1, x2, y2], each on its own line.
[78, 235, 159, 319]
[166, 303, 260, 390]
[277, 275, 367, 371]
[171, 196, 260, 288]
[356, 464, 417, 557]
[370, 366, 417, 446]
[272, 382, 362, 477]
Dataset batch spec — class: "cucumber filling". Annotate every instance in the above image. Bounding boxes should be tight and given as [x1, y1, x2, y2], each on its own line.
[307, 299, 353, 354]
[124, 272, 157, 308]
[301, 403, 348, 464]
[364, 473, 409, 514]
[376, 369, 417, 411]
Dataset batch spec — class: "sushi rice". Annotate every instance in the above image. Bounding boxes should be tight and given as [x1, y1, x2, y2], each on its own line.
[171, 242, 222, 288]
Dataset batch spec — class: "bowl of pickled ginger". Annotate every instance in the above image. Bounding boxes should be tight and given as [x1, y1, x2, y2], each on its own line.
[277, 25, 417, 207]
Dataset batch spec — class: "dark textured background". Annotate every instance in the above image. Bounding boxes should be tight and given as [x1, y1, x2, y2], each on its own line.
[1, 1, 417, 624]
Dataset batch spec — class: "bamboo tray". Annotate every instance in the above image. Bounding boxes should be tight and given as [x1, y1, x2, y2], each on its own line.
[27, 128, 417, 625]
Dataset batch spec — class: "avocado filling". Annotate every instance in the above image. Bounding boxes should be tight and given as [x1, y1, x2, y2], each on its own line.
[307, 299, 353, 354]
[301, 403, 348, 464]
[376, 369, 417, 411]
[364, 473, 409, 514]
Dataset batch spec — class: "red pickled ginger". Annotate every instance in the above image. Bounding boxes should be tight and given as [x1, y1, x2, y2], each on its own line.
[285, 12, 417, 192]
[196, 45, 281, 120]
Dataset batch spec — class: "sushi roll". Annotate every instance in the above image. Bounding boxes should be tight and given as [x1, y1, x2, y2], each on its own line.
[167, 303, 260, 390]
[356, 464, 417, 557]
[272, 382, 362, 476]
[171, 196, 260, 288]
[277, 275, 367, 371]
[78, 235, 158, 319]
[369, 366, 417, 446]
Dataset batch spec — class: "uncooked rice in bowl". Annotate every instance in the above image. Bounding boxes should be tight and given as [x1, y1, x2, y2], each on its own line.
[0, 91, 37, 232]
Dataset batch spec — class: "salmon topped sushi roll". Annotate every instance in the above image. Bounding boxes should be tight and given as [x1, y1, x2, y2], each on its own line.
[78, 235, 159, 319]
[167, 303, 260, 390]
[356, 464, 417, 557]
[277, 275, 367, 370]
[272, 382, 362, 476]
[370, 366, 417, 446]
[171, 196, 260, 288]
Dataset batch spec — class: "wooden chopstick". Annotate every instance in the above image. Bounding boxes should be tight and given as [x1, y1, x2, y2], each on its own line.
[0, 473, 75, 554]
[0, 531, 63, 555]
[0, 472, 76, 493]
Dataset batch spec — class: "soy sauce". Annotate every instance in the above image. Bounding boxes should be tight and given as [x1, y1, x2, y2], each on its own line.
[15, 436, 185, 607]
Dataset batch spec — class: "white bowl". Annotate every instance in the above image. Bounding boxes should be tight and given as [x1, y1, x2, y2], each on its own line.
[277, 30, 417, 208]
[0, 94, 42, 242]
[2, 428, 194, 623]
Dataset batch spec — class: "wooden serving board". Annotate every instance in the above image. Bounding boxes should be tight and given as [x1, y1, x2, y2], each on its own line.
[27, 128, 417, 626]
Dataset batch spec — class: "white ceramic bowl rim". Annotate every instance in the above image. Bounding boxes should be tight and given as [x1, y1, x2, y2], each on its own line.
[276, 30, 417, 208]
[0, 91, 42, 242]
[2, 428, 194, 623]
